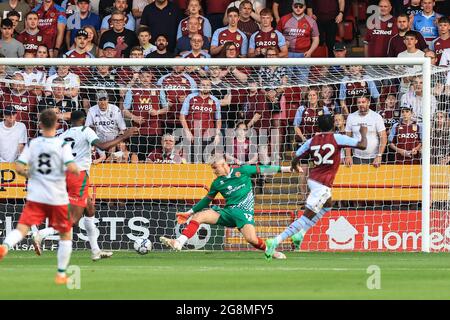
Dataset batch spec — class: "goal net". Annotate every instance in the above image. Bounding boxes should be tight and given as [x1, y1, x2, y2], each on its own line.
[0, 57, 448, 253]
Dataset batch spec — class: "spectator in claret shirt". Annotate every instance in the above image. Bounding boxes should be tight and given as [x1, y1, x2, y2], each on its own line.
[387, 13, 428, 58]
[16, 12, 49, 56]
[146, 133, 185, 164]
[364, 0, 398, 57]
[176, 16, 211, 55]
[211, 7, 248, 57]
[177, 0, 212, 42]
[32, 0, 67, 58]
[248, 8, 288, 58]
[225, 121, 258, 165]
[140, 0, 182, 53]
[388, 106, 422, 164]
[307, 0, 345, 57]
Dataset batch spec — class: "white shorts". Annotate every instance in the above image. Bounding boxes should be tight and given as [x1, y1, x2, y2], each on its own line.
[306, 179, 331, 214]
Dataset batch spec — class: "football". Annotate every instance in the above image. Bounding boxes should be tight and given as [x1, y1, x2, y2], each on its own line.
[134, 238, 152, 255]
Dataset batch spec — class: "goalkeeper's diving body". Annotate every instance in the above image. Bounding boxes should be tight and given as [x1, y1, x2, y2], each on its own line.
[160, 158, 295, 259]
[265, 114, 367, 259]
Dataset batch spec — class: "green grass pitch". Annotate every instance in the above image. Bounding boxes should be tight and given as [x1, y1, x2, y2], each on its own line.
[1, 250, 450, 299]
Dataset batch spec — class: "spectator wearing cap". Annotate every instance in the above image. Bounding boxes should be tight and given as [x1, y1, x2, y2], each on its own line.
[175, 16, 211, 55]
[146, 34, 175, 59]
[332, 41, 346, 57]
[100, 0, 136, 35]
[63, 29, 96, 82]
[0, 106, 27, 163]
[86, 89, 127, 148]
[102, 41, 118, 57]
[277, 0, 319, 59]
[387, 13, 428, 57]
[140, 0, 182, 53]
[99, 10, 138, 57]
[0, 0, 31, 34]
[37, 77, 76, 135]
[66, 0, 101, 48]
[364, 0, 398, 57]
[388, 105, 422, 164]
[16, 11, 50, 56]
[0, 18, 25, 58]
[345, 95, 387, 168]
[211, 7, 248, 57]
[307, 0, 345, 57]
[248, 8, 288, 58]
[123, 67, 169, 161]
[32, 0, 67, 58]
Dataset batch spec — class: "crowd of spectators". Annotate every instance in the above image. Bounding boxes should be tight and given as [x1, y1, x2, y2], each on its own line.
[0, 0, 449, 167]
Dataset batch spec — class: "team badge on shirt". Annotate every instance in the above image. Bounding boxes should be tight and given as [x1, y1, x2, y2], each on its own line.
[208, 99, 213, 105]
[360, 81, 366, 86]
[182, 78, 187, 84]
[236, 35, 241, 41]
[37, 36, 42, 41]
[235, 172, 241, 178]
[51, 12, 55, 17]
[22, 97, 28, 103]
[151, 90, 156, 96]
[387, 23, 393, 28]
[413, 124, 417, 131]
[271, 32, 276, 39]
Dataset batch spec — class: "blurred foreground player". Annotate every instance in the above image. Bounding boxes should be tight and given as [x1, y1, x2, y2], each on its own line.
[160, 157, 295, 259]
[32, 110, 138, 261]
[265, 114, 368, 259]
[0, 110, 79, 284]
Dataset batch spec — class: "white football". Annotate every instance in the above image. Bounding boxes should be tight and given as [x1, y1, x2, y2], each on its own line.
[134, 238, 152, 255]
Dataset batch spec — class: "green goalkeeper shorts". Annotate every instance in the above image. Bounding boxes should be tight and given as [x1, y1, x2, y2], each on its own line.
[212, 206, 255, 229]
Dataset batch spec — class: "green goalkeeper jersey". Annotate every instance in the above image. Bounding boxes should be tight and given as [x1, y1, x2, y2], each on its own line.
[192, 165, 281, 213]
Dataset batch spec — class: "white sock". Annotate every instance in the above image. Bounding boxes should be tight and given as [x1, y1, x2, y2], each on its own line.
[84, 217, 100, 254]
[3, 229, 24, 249]
[38, 227, 57, 240]
[177, 235, 188, 246]
[57, 240, 72, 276]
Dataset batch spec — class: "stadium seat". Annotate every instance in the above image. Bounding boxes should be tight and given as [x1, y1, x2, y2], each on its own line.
[343, 15, 357, 42]
[312, 44, 328, 58]
[357, 1, 368, 22]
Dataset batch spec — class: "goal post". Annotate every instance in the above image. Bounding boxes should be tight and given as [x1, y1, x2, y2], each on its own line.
[0, 57, 446, 253]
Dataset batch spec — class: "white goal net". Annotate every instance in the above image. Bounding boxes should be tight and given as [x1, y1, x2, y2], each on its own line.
[0, 57, 448, 253]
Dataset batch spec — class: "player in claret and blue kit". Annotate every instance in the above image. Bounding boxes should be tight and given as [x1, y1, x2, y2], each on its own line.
[265, 114, 368, 259]
[160, 157, 294, 259]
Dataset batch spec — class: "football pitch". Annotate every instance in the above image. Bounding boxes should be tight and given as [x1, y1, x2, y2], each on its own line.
[1, 251, 450, 299]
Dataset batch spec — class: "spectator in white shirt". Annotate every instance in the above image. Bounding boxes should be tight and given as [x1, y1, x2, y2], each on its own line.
[400, 76, 437, 123]
[345, 95, 387, 168]
[0, 106, 27, 162]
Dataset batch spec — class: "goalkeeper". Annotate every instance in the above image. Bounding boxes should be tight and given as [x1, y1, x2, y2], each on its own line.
[160, 157, 295, 259]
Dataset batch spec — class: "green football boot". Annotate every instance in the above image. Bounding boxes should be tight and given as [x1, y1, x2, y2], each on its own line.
[264, 238, 279, 261]
[291, 232, 304, 251]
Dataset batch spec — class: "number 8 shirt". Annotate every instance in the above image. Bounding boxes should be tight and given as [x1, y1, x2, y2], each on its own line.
[17, 136, 74, 205]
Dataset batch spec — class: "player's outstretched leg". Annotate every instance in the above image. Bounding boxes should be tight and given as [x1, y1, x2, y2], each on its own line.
[0, 225, 28, 261]
[265, 209, 316, 260]
[161, 209, 220, 251]
[291, 207, 332, 250]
